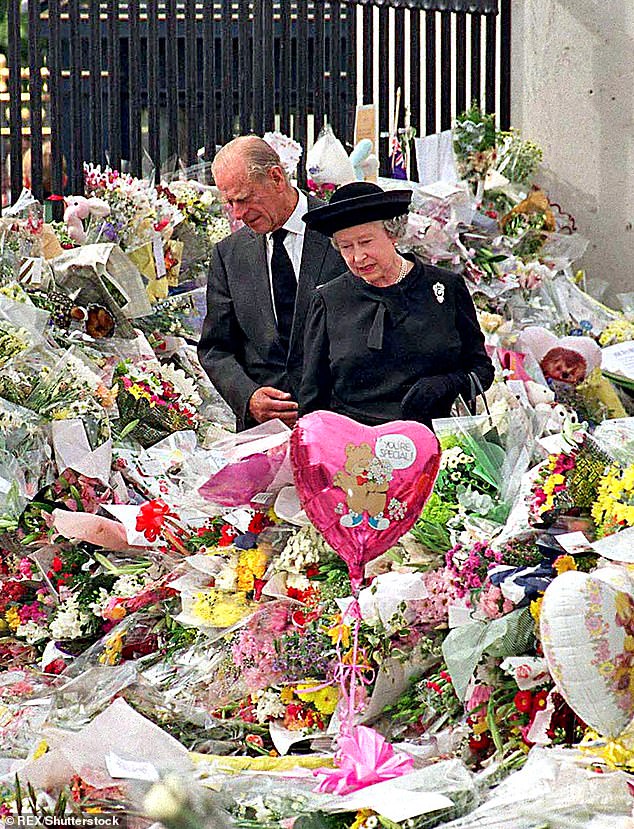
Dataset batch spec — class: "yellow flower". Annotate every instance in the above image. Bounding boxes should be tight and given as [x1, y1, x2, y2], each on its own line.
[191, 589, 254, 628]
[542, 473, 564, 496]
[5, 607, 20, 630]
[553, 555, 577, 575]
[32, 740, 48, 760]
[530, 596, 543, 623]
[295, 682, 340, 715]
[99, 631, 124, 665]
[326, 614, 350, 648]
[128, 383, 152, 402]
[579, 729, 634, 771]
[280, 686, 294, 704]
[350, 810, 376, 829]
[266, 507, 283, 524]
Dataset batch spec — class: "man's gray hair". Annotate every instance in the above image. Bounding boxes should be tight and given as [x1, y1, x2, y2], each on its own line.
[212, 135, 289, 183]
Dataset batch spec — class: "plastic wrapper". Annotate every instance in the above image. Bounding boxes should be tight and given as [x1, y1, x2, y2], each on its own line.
[0, 398, 54, 504]
[439, 746, 634, 828]
[306, 125, 355, 185]
[21, 696, 190, 791]
[0, 670, 55, 760]
[137, 285, 207, 340]
[51, 242, 153, 336]
[160, 599, 309, 713]
[593, 417, 634, 466]
[156, 340, 234, 431]
[541, 271, 620, 335]
[442, 607, 534, 700]
[0, 292, 51, 340]
[198, 420, 292, 508]
[432, 413, 527, 526]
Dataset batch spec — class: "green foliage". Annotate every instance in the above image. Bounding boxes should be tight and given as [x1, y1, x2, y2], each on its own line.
[0, 2, 29, 63]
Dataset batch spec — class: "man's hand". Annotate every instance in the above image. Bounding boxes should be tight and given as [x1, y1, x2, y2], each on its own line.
[249, 386, 298, 426]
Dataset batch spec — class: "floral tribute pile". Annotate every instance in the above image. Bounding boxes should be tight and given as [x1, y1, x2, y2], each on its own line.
[1, 111, 634, 829]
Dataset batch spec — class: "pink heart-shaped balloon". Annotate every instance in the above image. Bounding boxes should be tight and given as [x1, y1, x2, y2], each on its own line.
[290, 411, 441, 591]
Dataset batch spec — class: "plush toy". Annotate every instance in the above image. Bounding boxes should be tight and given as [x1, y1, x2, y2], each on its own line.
[525, 380, 555, 408]
[515, 326, 601, 386]
[349, 138, 379, 182]
[63, 195, 111, 244]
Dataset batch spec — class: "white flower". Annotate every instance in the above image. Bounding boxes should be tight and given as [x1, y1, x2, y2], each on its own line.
[277, 526, 329, 574]
[50, 596, 90, 640]
[17, 620, 48, 644]
[286, 573, 311, 591]
[207, 216, 231, 244]
[159, 363, 202, 407]
[112, 573, 149, 598]
[262, 131, 303, 178]
[255, 689, 286, 723]
[88, 587, 111, 617]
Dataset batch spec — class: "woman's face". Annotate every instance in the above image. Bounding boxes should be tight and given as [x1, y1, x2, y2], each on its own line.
[333, 221, 399, 287]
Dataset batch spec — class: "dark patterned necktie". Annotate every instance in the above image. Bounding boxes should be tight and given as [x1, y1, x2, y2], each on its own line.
[270, 228, 297, 353]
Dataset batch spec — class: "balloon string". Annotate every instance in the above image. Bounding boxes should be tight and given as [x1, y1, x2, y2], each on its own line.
[294, 598, 374, 741]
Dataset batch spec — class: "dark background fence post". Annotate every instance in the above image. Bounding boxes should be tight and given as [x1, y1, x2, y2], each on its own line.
[2, 0, 508, 206]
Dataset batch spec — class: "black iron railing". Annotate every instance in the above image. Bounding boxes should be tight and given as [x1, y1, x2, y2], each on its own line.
[0, 0, 511, 203]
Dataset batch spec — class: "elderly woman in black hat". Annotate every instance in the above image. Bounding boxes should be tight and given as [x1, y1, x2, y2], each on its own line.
[299, 182, 494, 426]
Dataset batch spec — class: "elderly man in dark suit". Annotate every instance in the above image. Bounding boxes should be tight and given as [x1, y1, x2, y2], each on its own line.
[198, 136, 344, 431]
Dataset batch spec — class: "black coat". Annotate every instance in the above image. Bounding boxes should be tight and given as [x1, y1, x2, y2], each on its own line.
[299, 256, 494, 426]
[197, 197, 345, 431]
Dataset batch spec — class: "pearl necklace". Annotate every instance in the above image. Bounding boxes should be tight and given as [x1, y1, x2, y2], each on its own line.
[393, 255, 409, 285]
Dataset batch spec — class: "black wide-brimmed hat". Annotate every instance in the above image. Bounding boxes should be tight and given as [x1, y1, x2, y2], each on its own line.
[302, 181, 412, 237]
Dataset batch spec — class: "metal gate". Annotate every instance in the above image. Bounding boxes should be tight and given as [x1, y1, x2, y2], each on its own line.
[1, 0, 510, 202]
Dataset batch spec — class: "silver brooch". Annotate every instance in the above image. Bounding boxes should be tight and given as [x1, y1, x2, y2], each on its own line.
[432, 282, 445, 303]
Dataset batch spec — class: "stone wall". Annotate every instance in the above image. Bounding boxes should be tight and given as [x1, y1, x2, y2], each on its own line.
[511, 0, 634, 303]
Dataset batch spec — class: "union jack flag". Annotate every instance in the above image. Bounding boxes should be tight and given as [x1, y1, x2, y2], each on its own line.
[389, 133, 407, 179]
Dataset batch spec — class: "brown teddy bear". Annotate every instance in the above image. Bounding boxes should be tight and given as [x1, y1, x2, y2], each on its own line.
[333, 442, 393, 531]
[539, 347, 587, 385]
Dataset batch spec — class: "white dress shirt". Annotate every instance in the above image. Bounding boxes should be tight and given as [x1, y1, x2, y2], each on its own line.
[266, 189, 307, 321]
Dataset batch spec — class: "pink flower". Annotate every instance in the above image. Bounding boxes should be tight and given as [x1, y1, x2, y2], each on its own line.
[465, 682, 492, 714]
[18, 558, 33, 579]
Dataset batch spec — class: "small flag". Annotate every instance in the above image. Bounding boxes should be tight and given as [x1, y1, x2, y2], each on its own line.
[389, 133, 407, 180]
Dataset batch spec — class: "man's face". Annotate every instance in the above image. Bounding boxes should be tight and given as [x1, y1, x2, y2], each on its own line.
[214, 162, 289, 234]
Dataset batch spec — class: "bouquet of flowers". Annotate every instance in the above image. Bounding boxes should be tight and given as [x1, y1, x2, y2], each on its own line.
[453, 102, 498, 198]
[113, 358, 201, 447]
[155, 179, 231, 289]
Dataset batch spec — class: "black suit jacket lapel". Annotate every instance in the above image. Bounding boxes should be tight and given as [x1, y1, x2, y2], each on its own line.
[233, 229, 279, 349]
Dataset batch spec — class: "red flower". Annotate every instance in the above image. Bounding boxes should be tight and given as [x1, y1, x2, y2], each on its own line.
[218, 524, 238, 547]
[43, 658, 67, 675]
[306, 565, 320, 578]
[468, 731, 491, 753]
[248, 512, 268, 534]
[513, 690, 533, 713]
[245, 734, 265, 749]
[253, 577, 266, 601]
[52, 556, 63, 573]
[135, 499, 172, 541]
[531, 689, 549, 715]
